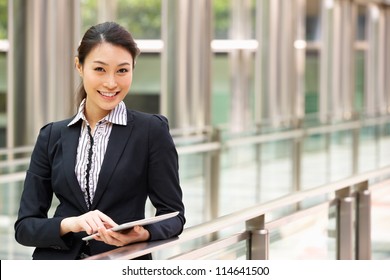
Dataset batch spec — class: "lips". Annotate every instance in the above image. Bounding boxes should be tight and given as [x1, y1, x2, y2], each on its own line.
[98, 91, 119, 97]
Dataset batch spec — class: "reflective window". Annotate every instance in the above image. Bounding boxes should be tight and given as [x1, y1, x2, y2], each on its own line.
[0, 0, 6, 39]
[269, 207, 335, 260]
[213, 0, 230, 39]
[0, 0, 6, 147]
[306, 0, 321, 41]
[212, 54, 230, 125]
[213, 0, 256, 39]
[305, 50, 320, 115]
[124, 53, 161, 113]
[356, 5, 367, 41]
[80, 0, 99, 32]
[0, 52, 5, 147]
[81, 0, 161, 39]
[355, 50, 365, 114]
[371, 187, 390, 259]
[117, 0, 161, 39]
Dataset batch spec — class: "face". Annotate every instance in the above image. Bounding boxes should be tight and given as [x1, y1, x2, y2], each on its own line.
[75, 42, 133, 121]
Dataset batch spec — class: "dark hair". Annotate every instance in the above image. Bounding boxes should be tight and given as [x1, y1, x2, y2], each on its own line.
[75, 22, 140, 106]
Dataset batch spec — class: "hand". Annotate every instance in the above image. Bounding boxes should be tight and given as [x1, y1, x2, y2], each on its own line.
[60, 210, 117, 236]
[93, 225, 150, 247]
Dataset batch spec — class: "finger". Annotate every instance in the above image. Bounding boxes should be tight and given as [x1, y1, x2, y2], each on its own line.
[79, 219, 94, 235]
[96, 211, 117, 227]
[78, 213, 100, 234]
[110, 227, 141, 245]
[97, 227, 123, 246]
[83, 214, 103, 234]
[90, 212, 108, 229]
[93, 227, 106, 242]
[134, 225, 143, 232]
[85, 210, 115, 233]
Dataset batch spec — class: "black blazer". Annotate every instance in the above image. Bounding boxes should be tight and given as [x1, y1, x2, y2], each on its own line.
[14, 110, 185, 260]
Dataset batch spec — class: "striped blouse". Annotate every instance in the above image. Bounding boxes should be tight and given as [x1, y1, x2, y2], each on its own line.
[67, 99, 127, 208]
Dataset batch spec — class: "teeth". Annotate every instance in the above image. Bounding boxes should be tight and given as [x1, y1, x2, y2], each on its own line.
[100, 91, 117, 97]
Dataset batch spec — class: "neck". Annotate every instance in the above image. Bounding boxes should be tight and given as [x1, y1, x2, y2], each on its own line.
[84, 103, 110, 129]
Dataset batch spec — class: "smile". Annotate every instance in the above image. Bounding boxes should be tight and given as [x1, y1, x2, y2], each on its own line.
[98, 91, 119, 97]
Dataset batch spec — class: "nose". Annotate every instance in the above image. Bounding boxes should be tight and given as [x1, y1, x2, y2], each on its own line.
[103, 75, 117, 89]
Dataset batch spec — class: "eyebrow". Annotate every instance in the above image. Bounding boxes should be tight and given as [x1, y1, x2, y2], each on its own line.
[93, 60, 131, 67]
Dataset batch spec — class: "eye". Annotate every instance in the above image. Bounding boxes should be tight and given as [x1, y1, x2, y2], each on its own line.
[94, 67, 105, 72]
[117, 68, 129, 73]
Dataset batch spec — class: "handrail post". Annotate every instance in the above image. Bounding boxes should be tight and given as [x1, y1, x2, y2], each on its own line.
[205, 127, 221, 222]
[355, 181, 371, 260]
[336, 188, 355, 260]
[246, 215, 268, 260]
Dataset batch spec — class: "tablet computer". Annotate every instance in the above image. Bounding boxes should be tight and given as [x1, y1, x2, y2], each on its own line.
[82, 211, 179, 241]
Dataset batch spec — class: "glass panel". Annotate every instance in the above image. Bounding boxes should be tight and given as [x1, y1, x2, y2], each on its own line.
[212, 53, 230, 126]
[213, 0, 230, 39]
[213, 0, 256, 39]
[152, 234, 247, 260]
[302, 133, 328, 189]
[0, 52, 6, 147]
[250, 0, 257, 39]
[371, 186, 390, 260]
[329, 130, 353, 181]
[258, 140, 293, 201]
[117, 0, 161, 39]
[131, 54, 160, 94]
[80, 0, 99, 32]
[306, 0, 321, 41]
[355, 50, 365, 114]
[269, 206, 336, 260]
[0, 181, 34, 259]
[124, 53, 161, 114]
[198, 240, 247, 260]
[359, 125, 378, 172]
[0, 230, 34, 259]
[379, 123, 390, 167]
[178, 153, 206, 227]
[0, 145, 49, 259]
[0, 181, 23, 217]
[81, 0, 161, 39]
[220, 144, 258, 215]
[0, 0, 7, 39]
[356, 5, 366, 41]
[305, 50, 320, 115]
[219, 132, 293, 216]
[212, 50, 255, 128]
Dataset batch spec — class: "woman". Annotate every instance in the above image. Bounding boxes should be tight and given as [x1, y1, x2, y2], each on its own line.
[14, 22, 185, 260]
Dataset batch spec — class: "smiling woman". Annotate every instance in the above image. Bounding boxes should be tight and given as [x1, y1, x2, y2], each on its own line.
[75, 42, 134, 127]
[13, 22, 186, 260]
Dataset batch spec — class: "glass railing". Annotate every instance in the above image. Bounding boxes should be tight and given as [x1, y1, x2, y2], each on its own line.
[86, 167, 390, 260]
[1, 115, 390, 259]
[370, 181, 390, 259]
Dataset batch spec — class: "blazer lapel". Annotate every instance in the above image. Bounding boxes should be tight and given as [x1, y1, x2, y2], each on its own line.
[91, 113, 134, 208]
[61, 122, 89, 212]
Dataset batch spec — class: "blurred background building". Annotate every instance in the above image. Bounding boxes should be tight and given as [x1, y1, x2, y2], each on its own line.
[1, 0, 390, 260]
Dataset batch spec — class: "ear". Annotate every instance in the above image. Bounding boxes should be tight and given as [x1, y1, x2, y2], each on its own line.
[75, 57, 83, 76]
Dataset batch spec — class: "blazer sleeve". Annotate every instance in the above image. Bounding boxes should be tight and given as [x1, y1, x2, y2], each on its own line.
[14, 123, 72, 250]
[144, 115, 186, 241]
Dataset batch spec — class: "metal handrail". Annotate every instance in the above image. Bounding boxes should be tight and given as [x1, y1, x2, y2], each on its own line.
[85, 165, 390, 260]
[0, 157, 30, 168]
[0, 145, 33, 156]
[0, 172, 26, 184]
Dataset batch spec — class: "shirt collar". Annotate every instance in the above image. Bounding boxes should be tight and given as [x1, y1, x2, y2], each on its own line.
[68, 99, 127, 127]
